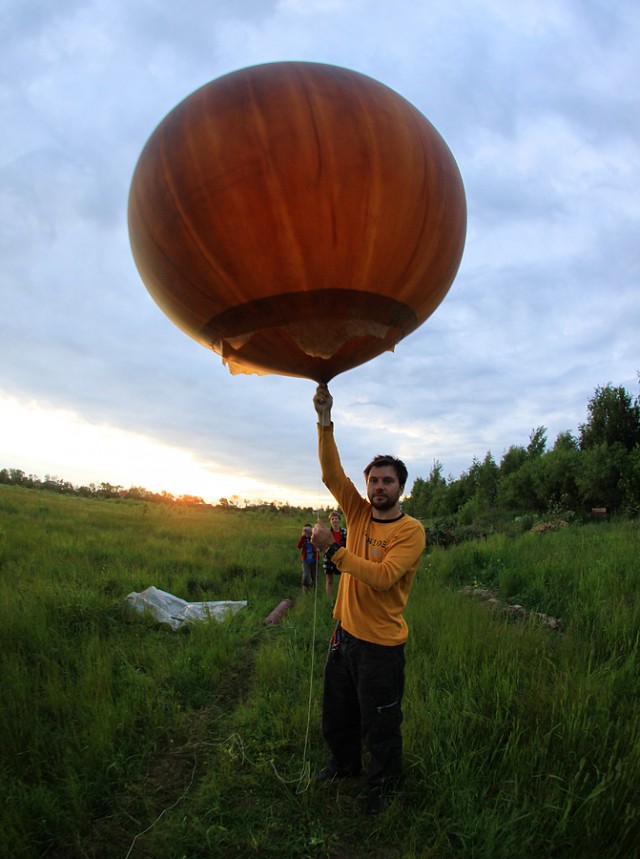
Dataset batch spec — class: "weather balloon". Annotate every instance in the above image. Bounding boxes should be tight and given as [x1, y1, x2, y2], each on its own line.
[128, 61, 466, 382]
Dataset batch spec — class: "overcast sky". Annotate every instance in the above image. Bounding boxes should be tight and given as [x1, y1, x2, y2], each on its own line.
[1, 0, 638, 507]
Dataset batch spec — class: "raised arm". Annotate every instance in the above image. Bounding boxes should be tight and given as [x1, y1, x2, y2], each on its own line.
[313, 383, 333, 427]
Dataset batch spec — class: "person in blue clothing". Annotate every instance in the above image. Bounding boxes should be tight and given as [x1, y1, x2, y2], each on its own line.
[297, 523, 319, 593]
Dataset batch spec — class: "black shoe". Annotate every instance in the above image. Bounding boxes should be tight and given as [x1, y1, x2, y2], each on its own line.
[365, 792, 385, 816]
[365, 788, 394, 816]
[315, 762, 360, 782]
[364, 790, 391, 817]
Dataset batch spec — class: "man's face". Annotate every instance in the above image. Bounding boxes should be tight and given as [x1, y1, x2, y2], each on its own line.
[366, 466, 403, 511]
[329, 514, 340, 528]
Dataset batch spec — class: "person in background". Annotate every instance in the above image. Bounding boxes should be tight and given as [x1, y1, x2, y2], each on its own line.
[311, 383, 426, 816]
[297, 523, 319, 594]
[324, 511, 347, 604]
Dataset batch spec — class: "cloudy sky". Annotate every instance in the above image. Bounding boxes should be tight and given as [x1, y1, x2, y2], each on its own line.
[1, 0, 638, 507]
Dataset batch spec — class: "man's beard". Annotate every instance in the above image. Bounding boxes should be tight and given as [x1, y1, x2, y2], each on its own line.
[370, 492, 399, 511]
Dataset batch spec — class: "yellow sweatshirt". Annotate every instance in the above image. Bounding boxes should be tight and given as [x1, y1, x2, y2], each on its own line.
[318, 423, 426, 645]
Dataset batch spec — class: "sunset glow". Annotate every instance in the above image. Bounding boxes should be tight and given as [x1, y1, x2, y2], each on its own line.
[0, 393, 330, 508]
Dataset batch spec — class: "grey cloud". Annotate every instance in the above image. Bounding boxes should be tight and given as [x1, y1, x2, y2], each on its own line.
[1, 0, 639, 500]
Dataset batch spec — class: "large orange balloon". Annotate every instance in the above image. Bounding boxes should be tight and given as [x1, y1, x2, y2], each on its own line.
[128, 61, 466, 382]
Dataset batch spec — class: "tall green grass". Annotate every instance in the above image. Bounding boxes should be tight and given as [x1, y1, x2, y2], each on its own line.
[1, 485, 639, 857]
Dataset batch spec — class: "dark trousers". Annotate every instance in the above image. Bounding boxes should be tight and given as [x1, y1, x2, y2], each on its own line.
[322, 625, 405, 791]
[301, 560, 317, 590]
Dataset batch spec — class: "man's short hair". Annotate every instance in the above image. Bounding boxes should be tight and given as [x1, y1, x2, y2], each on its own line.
[363, 455, 408, 489]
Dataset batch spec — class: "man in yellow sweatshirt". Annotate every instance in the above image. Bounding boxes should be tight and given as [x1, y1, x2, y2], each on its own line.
[311, 383, 426, 815]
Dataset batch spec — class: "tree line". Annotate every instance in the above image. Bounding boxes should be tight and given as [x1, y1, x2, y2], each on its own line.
[0, 472, 208, 507]
[3, 381, 638, 534]
[403, 382, 640, 543]
[0, 470, 317, 516]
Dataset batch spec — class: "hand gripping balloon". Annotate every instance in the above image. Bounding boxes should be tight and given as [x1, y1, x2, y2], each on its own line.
[128, 61, 466, 382]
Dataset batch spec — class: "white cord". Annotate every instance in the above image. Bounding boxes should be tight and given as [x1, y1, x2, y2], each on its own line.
[296, 556, 320, 792]
[123, 758, 197, 858]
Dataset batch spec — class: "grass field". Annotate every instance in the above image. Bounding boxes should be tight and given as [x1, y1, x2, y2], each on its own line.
[1, 484, 639, 858]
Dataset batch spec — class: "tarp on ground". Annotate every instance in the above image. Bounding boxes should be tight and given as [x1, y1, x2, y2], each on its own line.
[126, 585, 248, 630]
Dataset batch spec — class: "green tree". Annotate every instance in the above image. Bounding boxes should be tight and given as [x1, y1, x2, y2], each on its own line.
[579, 384, 640, 451]
[499, 445, 527, 476]
[496, 460, 542, 514]
[576, 441, 629, 511]
[527, 426, 547, 459]
[619, 445, 640, 515]
[553, 430, 578, 452]
[406, 460, 449, 519]
[497, 442, 542, 514]
[456, 453, 500, 526]
[536, 444, 581, 513]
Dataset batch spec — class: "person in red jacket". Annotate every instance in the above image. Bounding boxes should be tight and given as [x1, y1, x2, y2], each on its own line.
[311, 383, 426, 816]
[296, 523, 319, 593]
[323, 511, 347, 603]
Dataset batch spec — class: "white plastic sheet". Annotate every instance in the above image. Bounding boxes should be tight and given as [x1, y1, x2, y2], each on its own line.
[126, 586, 247, 630]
